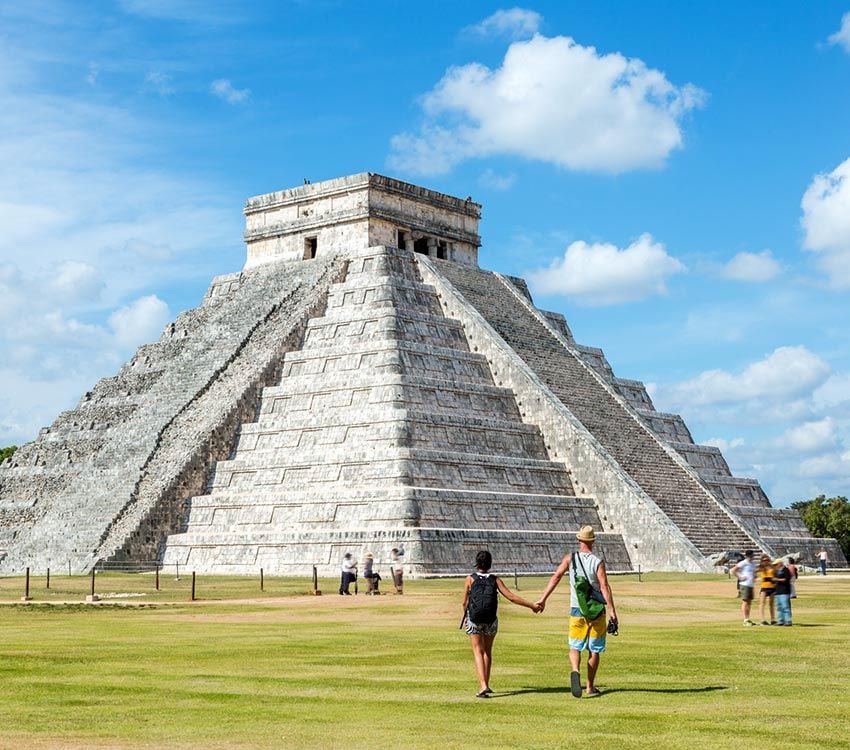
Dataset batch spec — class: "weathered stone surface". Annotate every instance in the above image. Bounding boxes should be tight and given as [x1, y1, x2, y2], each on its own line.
[162, 245, 630, 576]
[1, 172, 844, 575]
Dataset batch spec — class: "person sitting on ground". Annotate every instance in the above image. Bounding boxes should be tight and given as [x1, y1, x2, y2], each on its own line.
[732, 550, 756, 626]
[390, 547, 404, 594]
[362, 552, 377, 595]
[536, 526, 619, 698]
[773, 558, 793, 626]
[461, 550, 541, 698]
[757, 554, 776, 625]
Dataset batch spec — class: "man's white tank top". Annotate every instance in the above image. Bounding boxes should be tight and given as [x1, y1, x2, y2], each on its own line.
[569, 551, 601, 609]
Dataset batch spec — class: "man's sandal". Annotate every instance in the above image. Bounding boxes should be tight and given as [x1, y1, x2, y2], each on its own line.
[570, 671, 582, 698]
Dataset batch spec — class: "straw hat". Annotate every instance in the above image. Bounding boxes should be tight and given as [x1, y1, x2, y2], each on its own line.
[365, 552, 373, 559]
[576, 525, 596, 543]
[773, 557, 784, 566]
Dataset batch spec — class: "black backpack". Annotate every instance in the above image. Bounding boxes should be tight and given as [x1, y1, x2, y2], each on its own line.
[467, 573, 498, 624]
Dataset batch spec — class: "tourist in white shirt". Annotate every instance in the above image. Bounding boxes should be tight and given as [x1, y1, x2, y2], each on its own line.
[339, 553, 357, 595]
[732, 550, 756, 626]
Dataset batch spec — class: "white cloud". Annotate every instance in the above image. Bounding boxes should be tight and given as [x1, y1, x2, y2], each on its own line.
[86, 63, 99, 86]
[464, 8, 542, 40]
[526, 233, 685, 305]
[801, 157, 850, 287]
[798, 450, 850, 480]
[774, 418, 839, 454]
[210, 78, 250, 104]
[389, 33, 705, 175]
[704, 436, 745, 452]
[828, 11, 850, 53]
[0, 38, 240, 446]
[812, 373, 850, 415]
[659, 346, 831, 408]
[48, 260, 104, 303]
[720, 250, 781, 283]
[109, 295, 171, 348]
[478, 168, 516, 191]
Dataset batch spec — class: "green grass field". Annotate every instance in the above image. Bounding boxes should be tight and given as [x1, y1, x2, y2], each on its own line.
[1, 571, 849, 750]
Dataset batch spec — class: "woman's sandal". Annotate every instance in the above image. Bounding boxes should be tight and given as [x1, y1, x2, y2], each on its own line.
[476, 689, 490, 699]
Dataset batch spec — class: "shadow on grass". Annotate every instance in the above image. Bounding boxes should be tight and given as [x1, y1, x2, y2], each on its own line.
[496, 685, 727, 697]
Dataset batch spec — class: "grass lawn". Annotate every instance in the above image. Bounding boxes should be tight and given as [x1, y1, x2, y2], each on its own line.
[1, 571, 848, 749]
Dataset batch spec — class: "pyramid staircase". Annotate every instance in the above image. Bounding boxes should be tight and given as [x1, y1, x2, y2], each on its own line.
[0, 257, 344, 574]
[431, 261, 845, 564]
[162, 247, 631, 575]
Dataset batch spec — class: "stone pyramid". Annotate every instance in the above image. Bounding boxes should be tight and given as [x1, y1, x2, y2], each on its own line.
[0, 173, 844, 576]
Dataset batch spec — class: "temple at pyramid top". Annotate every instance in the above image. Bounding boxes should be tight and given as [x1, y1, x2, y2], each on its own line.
[243, 172, 482, 269]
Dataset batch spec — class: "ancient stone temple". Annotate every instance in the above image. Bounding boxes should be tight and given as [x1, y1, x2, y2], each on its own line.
[0, 173, 844, 576]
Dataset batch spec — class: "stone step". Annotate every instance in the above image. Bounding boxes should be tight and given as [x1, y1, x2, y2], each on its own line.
[669, 441, 732, 478]
[304, 307, 468, 350]
[161, 527, 633, 575]
[325, 276, 442, 315]
[233, 410, 548, 461]
[279, 339, 493, 384]
[703, 476, 770, 507]
[435, 259, 757, 555]
[259, 373, 522, 421]
[207, 447, 574, 495]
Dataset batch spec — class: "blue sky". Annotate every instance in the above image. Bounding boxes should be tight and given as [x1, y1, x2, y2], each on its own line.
[1, 1, 849, 506]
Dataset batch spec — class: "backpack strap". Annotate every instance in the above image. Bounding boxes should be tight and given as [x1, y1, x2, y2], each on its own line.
[575, 549, 591, 580]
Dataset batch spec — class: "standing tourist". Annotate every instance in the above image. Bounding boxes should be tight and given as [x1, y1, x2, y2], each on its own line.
[339, 552, 357, 595]
[461, 550, 541, 698]
[757, 554, 776, 625]
[786, 556, 799, 599]
[390, 547, 405, 594]
[773, 558, 793, 626]
[818, 547, 828, 576]
[536, 526, 619, 698]
[731, 550, 756, 626]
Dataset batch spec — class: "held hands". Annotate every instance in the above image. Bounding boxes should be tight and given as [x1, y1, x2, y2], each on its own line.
[534, 600, 546, 613]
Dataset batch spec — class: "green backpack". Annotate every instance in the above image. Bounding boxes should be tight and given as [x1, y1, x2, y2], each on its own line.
[573, 553, 606, 621]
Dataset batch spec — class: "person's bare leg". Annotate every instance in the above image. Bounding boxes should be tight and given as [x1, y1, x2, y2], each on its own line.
[769, 595, 776, 623]
[759, 592, 766, 622]
[741, 597, 750, 620]
[470, 634, 488, 693]
[586, 652, 600, 694]
[569, 647, 581, 673]
[482, 634, 495, 689]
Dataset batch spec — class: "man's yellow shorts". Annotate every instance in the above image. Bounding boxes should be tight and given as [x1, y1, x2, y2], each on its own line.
[569, 607, 607, 653]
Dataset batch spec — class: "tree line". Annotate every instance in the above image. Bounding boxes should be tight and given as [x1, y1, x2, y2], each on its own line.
[791, 495, 850, 560]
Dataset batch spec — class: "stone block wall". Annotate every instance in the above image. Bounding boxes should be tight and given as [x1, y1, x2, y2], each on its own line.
[0, 255, 345, 574]
[162, 246, 630, 576]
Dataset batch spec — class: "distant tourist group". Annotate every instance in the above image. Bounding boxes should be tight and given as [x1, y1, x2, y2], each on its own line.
[732, 550, 798, 626]
[461, 525, 618, 699]
[338, 547, 405, 596]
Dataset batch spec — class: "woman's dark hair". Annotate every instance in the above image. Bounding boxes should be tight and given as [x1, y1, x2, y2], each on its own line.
[475, 550, 492, 572]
